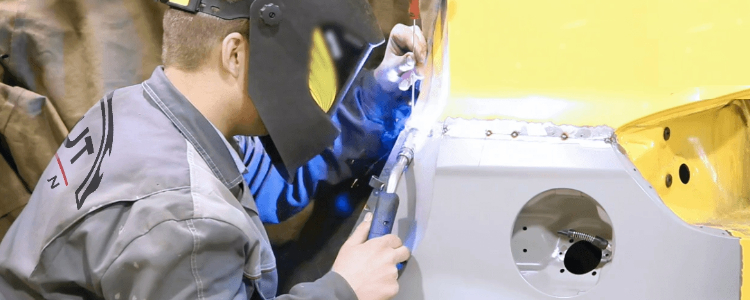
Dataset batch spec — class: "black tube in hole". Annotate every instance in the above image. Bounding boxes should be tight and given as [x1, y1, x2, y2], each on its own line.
[564, 241, 602, 275]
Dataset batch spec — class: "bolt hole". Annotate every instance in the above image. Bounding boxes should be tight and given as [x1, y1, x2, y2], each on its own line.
[665, 174, 673, 188]
[592, 271, 597, 276]
[663, 127, 671, 141]
[569, 238, 574, 243]
[523, 249, 527, 253]
[560, 269, 565, 273]
[679, 164, 690, 184]
[523, 226, 527, 231]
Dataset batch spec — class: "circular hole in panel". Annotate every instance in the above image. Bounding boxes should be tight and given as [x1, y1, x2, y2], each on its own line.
[564, 241, 602, 275]
[666, 174, 673, 188]
[511, 188, 614, 297]
[523, 249, 527, 253]
[679, 164, 690, 184]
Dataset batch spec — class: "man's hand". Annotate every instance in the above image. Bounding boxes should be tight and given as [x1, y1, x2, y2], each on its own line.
[332, 213, 411, 300]
[374, 24, 428, 92]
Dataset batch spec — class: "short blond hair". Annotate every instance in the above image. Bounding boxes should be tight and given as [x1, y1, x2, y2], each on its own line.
[161, 7, 249, 71]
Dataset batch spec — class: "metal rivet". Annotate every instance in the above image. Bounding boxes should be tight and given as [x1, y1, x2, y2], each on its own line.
[485, 130, 493, 136]
[561, 133, 569, 140]
[511, 131, 519, 138]
[666, 174, 673, 188]
[663, 127, 671, 141]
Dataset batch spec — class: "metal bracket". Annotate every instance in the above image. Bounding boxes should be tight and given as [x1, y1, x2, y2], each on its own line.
[369, 175, 385, 190]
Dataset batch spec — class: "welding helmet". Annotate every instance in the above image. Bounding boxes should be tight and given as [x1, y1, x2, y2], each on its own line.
[161, 0, 384, 182]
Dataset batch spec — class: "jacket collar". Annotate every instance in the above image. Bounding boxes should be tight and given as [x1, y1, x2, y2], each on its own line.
[141, 66, 244, 190]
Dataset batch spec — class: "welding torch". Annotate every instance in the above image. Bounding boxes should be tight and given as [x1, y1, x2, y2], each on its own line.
[365, 128, 418, 272]
[367, 129, 417, 241]
[366, 147, 413, 240]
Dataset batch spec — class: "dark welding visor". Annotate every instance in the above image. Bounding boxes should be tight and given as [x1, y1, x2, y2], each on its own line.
[161, 0, 384, 182]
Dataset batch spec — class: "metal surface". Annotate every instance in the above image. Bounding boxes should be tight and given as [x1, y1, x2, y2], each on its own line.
[442, 0, 750, 128]
[351, 0, 750, 297]
[375, 118, 742, 299]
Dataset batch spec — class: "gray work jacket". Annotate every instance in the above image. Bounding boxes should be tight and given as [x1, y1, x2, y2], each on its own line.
[0, 67, 357, 300]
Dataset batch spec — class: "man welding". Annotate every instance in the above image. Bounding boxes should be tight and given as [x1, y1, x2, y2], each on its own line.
[0, 0, 427, 299]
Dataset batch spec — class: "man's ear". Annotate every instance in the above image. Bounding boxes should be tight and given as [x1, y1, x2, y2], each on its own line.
[221, 32, 246, 78]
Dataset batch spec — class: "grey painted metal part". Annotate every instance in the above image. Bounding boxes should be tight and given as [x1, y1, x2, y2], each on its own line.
[355, 118, 741, 299]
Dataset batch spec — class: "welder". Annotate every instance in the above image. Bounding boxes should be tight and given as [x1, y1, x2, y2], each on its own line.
[0, 0, 427, 299]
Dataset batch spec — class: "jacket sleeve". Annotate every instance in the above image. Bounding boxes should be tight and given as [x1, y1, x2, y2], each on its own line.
[275, 271, 358, 300]
[237, 69, 420, 224]
[100, 218, 358, 300]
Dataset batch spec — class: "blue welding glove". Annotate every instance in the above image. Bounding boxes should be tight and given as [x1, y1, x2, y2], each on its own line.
[237, 71, 421, 224]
